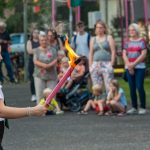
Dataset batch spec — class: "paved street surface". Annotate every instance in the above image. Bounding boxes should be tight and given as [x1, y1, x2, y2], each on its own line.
[2, 83, 150, 150]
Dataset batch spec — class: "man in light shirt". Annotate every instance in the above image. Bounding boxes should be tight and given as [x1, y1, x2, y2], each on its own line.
[71, 21, 90, 59]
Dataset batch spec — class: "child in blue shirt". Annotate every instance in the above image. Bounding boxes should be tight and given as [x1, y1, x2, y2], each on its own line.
[106, 79, 127, 116]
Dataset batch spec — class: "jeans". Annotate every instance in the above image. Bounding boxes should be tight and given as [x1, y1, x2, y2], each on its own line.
[0, 51, 14, 82]
[126, 68, 146, 109]
[28, 55, 35, 95]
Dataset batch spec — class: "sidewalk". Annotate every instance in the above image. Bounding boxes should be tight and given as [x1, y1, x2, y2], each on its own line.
[2, 83, 150, 150]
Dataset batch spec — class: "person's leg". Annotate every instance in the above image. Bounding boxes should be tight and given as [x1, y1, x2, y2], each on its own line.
[28, 57, 36, 96]
[90, 62, 103, 86]
[91, 101, 97, 109]
[0, 121, 4, 150]
[34, 77, 45, 104]
[83, 100, 94, 112]
[2, 51, 14, 82]
[110, 101, 125, 113]
[135, 69, 146, 109]
[97, 100, 105, 112]
[101, 62, 114, 93]
[51, 99, 62, 112]
[126, 69, 137, 109]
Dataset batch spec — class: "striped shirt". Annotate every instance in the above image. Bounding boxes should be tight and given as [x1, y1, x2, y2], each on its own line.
[123, 38, 147, 69]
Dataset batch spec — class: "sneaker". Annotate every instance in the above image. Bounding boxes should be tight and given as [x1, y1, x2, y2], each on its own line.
[117, 112, 126, 117]
[31, 95, 37, 102]
[77, 110, 88, 115]
[127, 108, 137, 115]
[55, 110, 64, 115]
[138, 108, 146, 115]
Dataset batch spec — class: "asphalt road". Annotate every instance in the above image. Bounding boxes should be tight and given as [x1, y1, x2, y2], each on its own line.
[2, 83, 150, 150]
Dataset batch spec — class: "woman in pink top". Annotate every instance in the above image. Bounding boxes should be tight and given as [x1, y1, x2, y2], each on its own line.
[122, 23, 147, 115]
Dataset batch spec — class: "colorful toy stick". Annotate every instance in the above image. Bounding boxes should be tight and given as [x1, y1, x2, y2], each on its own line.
[45, 36, 79, 105]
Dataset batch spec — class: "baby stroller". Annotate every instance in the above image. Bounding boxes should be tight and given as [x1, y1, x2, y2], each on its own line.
[57, 72, 91, 112]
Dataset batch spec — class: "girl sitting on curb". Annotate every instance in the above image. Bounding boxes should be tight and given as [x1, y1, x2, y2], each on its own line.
[106, 79, 127, 116]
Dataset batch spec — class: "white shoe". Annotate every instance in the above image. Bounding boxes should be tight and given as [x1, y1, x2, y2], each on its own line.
[55, 111, 64, 115]
[127, 108, 137, 115]
[138, 108, 146, 115]
[31, 95, 37, 102]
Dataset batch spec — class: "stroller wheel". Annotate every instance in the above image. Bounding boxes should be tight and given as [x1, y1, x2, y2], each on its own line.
[69, 100, 81, 112]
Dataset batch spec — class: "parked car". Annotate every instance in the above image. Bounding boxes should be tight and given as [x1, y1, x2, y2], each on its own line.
[9, 33, 29, 82]
[9, 33, 29, 53]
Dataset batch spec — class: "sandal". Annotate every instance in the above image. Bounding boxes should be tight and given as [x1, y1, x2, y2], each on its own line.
[97, 112, 104, 116]
[105, 111, 112, 116]
[117, 112, 125, 117]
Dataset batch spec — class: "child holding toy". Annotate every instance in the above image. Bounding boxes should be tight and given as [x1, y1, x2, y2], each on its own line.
[40, 88, 64, 115]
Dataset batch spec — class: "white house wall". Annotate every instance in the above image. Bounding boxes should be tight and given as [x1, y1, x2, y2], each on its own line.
[107, 0, 118, 27]
[100, 0, 118, 27]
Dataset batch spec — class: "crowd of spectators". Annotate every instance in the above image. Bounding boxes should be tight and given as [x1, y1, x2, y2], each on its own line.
[0, 19, 149, 117]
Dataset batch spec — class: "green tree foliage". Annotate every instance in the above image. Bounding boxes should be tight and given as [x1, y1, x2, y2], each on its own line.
[57, 0, 99, 31]
[1, 0, 99, 33]
[0, 0, 6, 17]
[0, 0, 23, 33]
[31, 0, 51, 29]
[0, 0, 51, 33]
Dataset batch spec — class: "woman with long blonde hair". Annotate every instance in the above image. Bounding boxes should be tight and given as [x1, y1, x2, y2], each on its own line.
[89, 20, 116, 93]
[106, 79, 127, 116]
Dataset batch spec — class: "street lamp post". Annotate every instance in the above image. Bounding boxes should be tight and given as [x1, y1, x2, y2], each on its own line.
[52, 0, 56, 28]
[23, 0, 28, 81]
[124, 0, 129, 37]
[69, 6, 73, 37]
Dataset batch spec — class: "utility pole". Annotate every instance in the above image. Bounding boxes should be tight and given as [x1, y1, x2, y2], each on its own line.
[130, 0, 135, 23]
[52, 0, 56, 28]
[69, 7, 73, 38]
[23, 0, 28, 81]
[124, 0, 129, 37]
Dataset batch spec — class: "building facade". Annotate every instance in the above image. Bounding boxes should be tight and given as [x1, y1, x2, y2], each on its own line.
[99, 0, 150, 28]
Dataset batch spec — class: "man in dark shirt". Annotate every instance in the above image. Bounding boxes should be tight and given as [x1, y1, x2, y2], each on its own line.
[0, 21, 14, 83]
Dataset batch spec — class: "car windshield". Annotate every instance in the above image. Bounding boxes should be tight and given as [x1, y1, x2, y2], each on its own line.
[11, 34, 24, 44]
